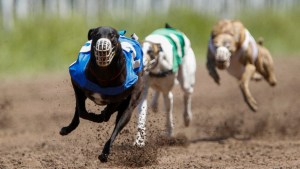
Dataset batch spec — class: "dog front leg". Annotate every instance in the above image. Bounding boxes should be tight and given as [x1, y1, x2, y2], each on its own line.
[134, 84, 149, 147]
[163, 92, 174, 137]
[99, 103, 121, 122]
[99, 77, 143, 162]
[99, 95, 136, 162]
[239, 64, 258, 112]
[207, 51, 220, 85]
[60, 107, 80, 135]
[60, 84, 86, 135]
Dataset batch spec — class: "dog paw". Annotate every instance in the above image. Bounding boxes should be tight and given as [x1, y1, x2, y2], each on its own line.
[249, 104, 258, 112]
[151, 106, 158, 113]
[252, 73, 263, 81]
[214, 78, 220, 85]
[134, 140, 145, 147]
[247, 98, 258, 112]
[184, 116, 191, 127]
[98, 153, 108, 163]
[150, 102, 159, 113]
[59, 127, 70, 136]
[134, 128, 146, 147]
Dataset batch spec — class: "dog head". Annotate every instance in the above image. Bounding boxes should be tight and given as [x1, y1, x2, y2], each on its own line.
[211, 33, 236, 69]
[142, 41, 161, 71]
[88, 26, 121, 67]
[210, 20, 244, 69]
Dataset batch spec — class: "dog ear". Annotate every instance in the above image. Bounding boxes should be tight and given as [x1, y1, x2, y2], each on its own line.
[88, 28, 96, 40]
[116, 31, 120, 39]
[153, 43, 162, 54]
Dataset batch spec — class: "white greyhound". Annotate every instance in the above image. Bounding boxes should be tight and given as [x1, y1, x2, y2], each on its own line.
[135, 24, 196, 147]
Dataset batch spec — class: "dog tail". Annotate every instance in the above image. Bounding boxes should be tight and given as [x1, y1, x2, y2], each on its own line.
[165, 23, 174, 29]
[257, 37, 264, 46]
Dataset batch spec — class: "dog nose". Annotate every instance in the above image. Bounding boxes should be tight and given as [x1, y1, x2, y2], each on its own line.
[94, 38, 115, 67]
[216, 46, 231, 61]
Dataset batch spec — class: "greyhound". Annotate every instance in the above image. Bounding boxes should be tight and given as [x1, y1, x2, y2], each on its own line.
[59, 26, 144, 162]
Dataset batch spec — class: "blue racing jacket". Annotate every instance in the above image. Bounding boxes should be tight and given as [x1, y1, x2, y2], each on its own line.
[69, 31, 143, 96]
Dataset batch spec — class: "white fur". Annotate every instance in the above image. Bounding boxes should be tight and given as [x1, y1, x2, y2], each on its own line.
[240, 30, 258, 62]
[90, 93, 106, 105]
[216, 46, 231, 62]
[134, 33, 196, 147]
[227, 30, 258, 79]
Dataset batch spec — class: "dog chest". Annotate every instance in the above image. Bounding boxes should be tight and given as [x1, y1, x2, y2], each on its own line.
[227, 55, 245, 79]
[149, 73, 176, 92]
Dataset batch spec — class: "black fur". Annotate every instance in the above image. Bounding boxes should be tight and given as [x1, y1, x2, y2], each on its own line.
[60, 26, 144, 162]
[165, 23, 173, 29]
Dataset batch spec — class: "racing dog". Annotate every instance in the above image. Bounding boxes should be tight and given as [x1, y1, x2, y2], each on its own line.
[59, 27, 144, 162]
[134, 24, 196, 147]
[207, 19, 277, 111]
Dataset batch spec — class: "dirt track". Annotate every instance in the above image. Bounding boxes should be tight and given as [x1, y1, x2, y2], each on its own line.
[0, 57, 300, 169]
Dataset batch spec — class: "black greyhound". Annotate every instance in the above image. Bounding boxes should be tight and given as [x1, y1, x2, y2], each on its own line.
[59, 26, 144, 162]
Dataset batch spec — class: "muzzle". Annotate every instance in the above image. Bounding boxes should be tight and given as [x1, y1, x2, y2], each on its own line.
[94, 38, 115, 67]
[215, 46, 231, 69]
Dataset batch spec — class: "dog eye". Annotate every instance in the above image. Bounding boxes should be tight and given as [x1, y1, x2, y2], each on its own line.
[214, 43, 220, 48]
[109, 33, 117, 39]
[111, 36, 118, 44]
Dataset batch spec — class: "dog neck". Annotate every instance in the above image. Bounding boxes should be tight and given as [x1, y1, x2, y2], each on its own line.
[85, 47, 126, 87]
[236, 29, 258, 62]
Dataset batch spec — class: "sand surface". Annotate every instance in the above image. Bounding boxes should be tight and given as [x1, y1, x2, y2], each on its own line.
[0, 57, 300, 168]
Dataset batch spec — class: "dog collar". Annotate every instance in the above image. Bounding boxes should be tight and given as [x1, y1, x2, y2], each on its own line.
[149, 70, 173, 78]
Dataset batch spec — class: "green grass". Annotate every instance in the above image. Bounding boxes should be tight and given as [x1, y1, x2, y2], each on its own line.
[0, 8, 299, 77]
[238, 7, 300, 56]
[0, 16, 88, 76]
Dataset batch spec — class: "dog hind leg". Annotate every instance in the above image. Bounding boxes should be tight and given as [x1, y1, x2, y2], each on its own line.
[262, 54, 277, 86]
[256, 47, 277, 86]
[183, 93, 192, 127]
[178, 73, 193, 127]
[178, 48, 196, 127]
[150, 90, 160, 113]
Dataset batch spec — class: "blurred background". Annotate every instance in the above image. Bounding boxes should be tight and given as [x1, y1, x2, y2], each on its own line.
[0, 0, 299, 77]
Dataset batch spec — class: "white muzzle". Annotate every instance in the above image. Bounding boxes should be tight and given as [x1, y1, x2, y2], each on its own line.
[216, 46, 231, 68]
[94, 38, 115, 67]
